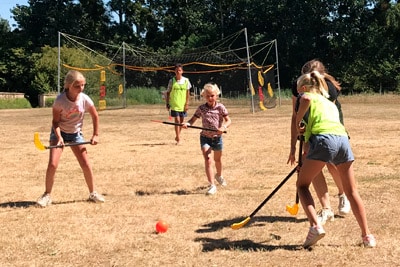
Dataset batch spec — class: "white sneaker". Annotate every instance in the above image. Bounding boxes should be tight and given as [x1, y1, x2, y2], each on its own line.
[362, 234, 376, 248]
[206, 184, 217, 195]
[215, 174, 227, 186]
[37, 193, 52, 207]
[303, 225, 326, 248]
[317, 208, 334, 225]
[338, 194, 351, 215]
[88, 191, 105, 203]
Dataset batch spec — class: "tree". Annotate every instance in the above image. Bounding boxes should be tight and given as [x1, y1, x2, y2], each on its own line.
[75, 0, 112, 44]
[0, 18, 11, 89]
[12, 0, 112, 48]
[3, 0, 400, 97]
[12, 0, 78, 48]
[333, 1, 400, 93]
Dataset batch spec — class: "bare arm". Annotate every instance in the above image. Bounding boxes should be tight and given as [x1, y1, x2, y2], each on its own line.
[52, 107, 63, 145]
[287, 96, 298, 165]
[166, 80, 172, 109]
[295, 95, 311, 134]
[185, 89, 190, 111]
[218, 115, 231, 133]
[88, 105, 99, 145]
[182, 115, 198, 128]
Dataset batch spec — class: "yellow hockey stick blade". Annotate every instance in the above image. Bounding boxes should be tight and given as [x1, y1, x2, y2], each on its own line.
[267, 83, 274, 97]
[34, 132, 47, 151]
[259, 101, 267, 111]
[231, 217, 251, 230]
[258, 71, 265, 86]
[286, 203, 299, 216]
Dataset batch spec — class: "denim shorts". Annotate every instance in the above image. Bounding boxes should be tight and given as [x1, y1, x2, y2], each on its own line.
[50, 129, 85, 143]
[200, 135, 223, 151]
[307, 134, 354, 165]
[170, 110, 187, 118]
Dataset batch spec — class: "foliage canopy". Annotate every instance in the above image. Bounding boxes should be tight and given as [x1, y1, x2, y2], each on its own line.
[1, 0, 400, 106]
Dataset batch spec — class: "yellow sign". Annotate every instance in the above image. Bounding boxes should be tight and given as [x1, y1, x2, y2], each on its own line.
[268, 83, 274, 97]
[99, 100, 106, 110]
[258, 71, 264, 86]
[250, 83, 255, 95]
[100, 70, 106, 82]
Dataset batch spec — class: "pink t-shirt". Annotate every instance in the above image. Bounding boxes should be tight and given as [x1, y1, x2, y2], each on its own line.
[193, 102, 228, 137]
[53, 92, 94, 134]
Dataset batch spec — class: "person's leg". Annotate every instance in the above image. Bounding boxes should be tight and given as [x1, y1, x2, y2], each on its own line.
[297, 159, 326, 227]
[304, 138, 335, 224]
[174, 116, 181, 143]
[37, 144, 63, 207]
[214, 150, 222, 177]
[44, 145, 63, 194]
[71, 145, 95, 193]
[201, 146, 214, 185]
[326, 163, 344, 194]
[336, 161, 371, 237]
[312, 171, 332, 209]
[173, 115, 185, 143]
[213, 149, 227, 186]
[304, 142, 333, 212]
[297, 158, 327, 248]
[71, 145, 105, 202]
[326, 162, 351, 215]
[312, 171, 335, 224]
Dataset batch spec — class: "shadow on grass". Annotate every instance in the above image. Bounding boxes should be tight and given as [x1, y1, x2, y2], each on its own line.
[194, 237, 302, 252]
[196, 216, 308, 233]
[0, 201, 37, 208]
[0, 195, 107, 209]
[130, 143, 167, 146]
[51, 200, 92, 205]
[135, 186, 209, 196]
[194, 216, 306, 252]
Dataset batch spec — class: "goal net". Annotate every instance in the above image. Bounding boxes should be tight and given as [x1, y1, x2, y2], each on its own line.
[58, 32, 126, 110]
[58, 29, 280, 111]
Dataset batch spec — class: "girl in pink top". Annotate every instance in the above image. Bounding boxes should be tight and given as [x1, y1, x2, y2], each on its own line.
[183, 83, 231, 195]
[36, 70, 105, 207]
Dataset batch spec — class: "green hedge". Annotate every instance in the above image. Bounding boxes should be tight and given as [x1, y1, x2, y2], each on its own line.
[0, 98, 32, 109]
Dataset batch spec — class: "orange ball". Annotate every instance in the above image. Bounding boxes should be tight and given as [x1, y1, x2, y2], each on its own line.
[156, 220, 168, 233]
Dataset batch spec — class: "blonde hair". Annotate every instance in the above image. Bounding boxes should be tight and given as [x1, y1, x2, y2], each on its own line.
[301, 59, 341, 91]
[200, 83, 220, 97]
[64, 70, 85, 90]
[297, 71, 330, 98]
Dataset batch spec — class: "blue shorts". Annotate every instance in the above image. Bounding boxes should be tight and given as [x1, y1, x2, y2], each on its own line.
[50, 129, 85, 143]
[170, 110, 187, 118]
[307, 134, 354, 165]
[200, 135, 223, 151]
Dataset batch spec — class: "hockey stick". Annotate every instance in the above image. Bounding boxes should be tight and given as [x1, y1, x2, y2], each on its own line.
[286, 193, 300, 215]
[231, 138, 303, 230]
[231, 167, 298, 230]
[286, 135, 304, 215]
[34, 132, 91, 151]
[151, 120, 227, 133]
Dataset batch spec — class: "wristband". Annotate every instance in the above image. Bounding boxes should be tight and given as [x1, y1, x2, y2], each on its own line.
[222, 125, 227, 129]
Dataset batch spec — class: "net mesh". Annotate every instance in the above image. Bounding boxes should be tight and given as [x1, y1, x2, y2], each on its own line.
[59, 29, 278, 110]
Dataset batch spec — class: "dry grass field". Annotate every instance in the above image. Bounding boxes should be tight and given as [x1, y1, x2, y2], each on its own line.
[0, 95, 399, 266]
